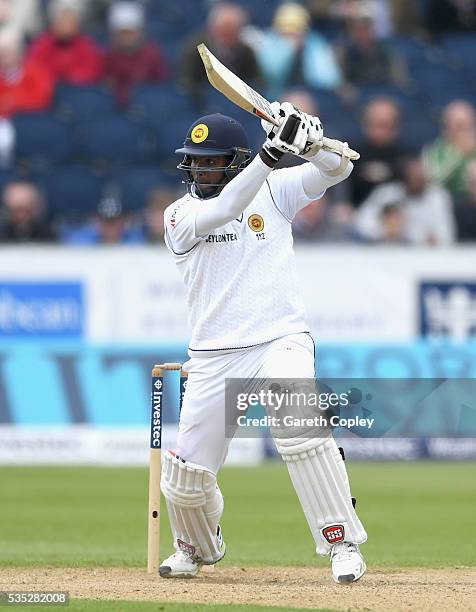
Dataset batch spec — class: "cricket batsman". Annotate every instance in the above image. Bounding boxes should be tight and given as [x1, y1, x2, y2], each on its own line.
[160, 104, 367, 583]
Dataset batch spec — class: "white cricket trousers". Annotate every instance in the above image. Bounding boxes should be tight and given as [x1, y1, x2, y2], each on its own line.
[177, 332, 315, 473]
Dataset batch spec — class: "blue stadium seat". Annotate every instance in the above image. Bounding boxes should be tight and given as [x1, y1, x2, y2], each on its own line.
[13, 113, 74, 166]
[112, 166, 174, 210]
[0, 168, 14, 195]
[43, 165, 106, 217]
[442, 34, 476, 72]
[130, 85, 194, 127]
[55, 85, 117, 121]
[76, 115, 155, 163]
[155, 116, 196, 160]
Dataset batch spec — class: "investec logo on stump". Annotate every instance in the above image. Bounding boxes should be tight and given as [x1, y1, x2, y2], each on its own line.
[150, 377, 162, 448]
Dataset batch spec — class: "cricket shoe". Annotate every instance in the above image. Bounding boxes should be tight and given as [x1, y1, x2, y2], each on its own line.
[159, 526, 226, 578]
[330, 541, 366, 584]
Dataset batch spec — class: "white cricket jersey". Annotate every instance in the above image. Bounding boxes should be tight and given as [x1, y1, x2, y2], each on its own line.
[164, 165, 320, 355]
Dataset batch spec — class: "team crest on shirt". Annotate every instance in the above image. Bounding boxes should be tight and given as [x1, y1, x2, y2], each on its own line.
[248, 214, 264, 232]
[191, 123, 209, 143]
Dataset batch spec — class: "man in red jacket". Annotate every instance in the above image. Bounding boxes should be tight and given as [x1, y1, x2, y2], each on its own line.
[0, 28, 53, 117]
[103, 1, 168, 107]
[29, 0, 103, 85]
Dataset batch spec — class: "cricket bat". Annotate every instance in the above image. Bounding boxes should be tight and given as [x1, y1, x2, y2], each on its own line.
[197, 43, 360, 161]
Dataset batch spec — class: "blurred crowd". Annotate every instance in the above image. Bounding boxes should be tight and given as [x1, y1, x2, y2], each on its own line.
[0, 0, 476, 245]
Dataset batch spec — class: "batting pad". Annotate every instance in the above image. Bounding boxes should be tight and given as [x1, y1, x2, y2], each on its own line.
[275, 436, 367, 555]
[161, 451, 224, 563]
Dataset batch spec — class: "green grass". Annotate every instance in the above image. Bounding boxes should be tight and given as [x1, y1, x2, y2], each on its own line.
[67, 602, 336, 612]
[0, 462, 475, 568]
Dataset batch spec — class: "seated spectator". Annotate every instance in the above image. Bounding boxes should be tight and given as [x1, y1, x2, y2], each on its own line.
[453, 159, 476, 241]
[375, 203, 407, 244]
[103, 2, 168, 108]
[0, 180, 57, 242]
[346, 97, 406, 208]
[0, 0, 43, 40]
[142, 187, 176, 244]
[339, 7, 407, 94]
[423, 100, 476, 197]
[63, 189, 142, 245]
[0, 28, 54, 117]
[293, 193, 354, 242]
[29, 0, 103, 85]
[258, 2, 341, 100]
[354, 156, 455, 245]
[179, 2, 260, 104]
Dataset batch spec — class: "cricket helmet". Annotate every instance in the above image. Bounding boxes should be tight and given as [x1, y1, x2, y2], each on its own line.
[175, 113, 252, 199]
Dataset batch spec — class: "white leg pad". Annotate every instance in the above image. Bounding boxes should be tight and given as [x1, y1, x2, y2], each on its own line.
[161, 451, 224, 563]
[275, 436, 367, 555]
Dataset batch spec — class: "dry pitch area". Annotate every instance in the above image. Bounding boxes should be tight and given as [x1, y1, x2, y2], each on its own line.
[1, 566, 475, 612]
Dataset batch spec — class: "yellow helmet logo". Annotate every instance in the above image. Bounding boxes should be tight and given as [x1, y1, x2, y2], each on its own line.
[191, 124, 209, 143]
[248, 214, 264, 232]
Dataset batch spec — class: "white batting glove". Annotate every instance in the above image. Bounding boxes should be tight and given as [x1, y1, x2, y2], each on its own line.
[260, 102, 313, 167]
[261, 102, 324, 160]
[300, 113, 324, 158]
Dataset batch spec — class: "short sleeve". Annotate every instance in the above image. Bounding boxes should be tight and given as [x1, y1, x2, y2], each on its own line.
[266, 165, 323, 222]
[164, 198, 202, 255]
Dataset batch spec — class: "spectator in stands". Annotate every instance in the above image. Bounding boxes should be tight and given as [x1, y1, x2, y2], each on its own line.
[347, 97, 405, 208]
[423, 100, 476, 197]
[0, 180, 57, 242]
[29, 0, 103, 85]
[354, 156, 455, 245]
[257, 2, 341, 100]
[453, 159, 476, 241]
[63, 188, 142, 245]
[141, 187, 177, 244]
[339, 6, 407, 95]
[375, 203, 407, 244]
[179, 2, 259, 105]
[0, 28, 54, 117]
[0, 0, 43, 40]
[103, 2, 168, 108]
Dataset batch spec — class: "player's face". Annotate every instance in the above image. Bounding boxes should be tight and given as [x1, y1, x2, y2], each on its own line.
[190, 155, 230, 198]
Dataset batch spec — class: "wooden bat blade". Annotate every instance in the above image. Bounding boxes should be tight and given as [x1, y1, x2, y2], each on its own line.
[197, 43, 279, 126]
[197, 43, 360, 161]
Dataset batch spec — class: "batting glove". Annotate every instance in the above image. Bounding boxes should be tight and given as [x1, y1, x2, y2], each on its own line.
[260, 102, 312, 167]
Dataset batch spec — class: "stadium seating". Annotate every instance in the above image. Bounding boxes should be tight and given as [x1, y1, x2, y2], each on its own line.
[55, 85, 117, 122]
[130, 85, 195, 128]
[76, 115, 156, 164]
[112, 165, 175, 210]
[43, 165, 106, 218]
[13, 113, 74, 169]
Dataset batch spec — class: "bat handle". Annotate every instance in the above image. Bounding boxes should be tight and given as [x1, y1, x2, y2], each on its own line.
[322, 137, 360, 161]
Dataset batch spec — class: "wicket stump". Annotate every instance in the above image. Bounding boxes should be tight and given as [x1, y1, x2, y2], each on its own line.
[147, 362, 187, 574]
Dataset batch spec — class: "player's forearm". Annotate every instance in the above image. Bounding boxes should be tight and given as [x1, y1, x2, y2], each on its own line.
[195, 155, 272, 236]
[300, 150, 354, 199]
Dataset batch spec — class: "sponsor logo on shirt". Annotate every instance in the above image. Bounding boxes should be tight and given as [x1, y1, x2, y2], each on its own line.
[205, 232, 238, 243]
